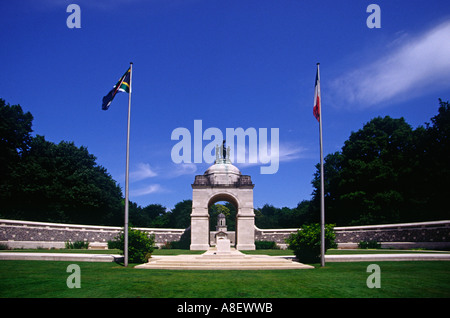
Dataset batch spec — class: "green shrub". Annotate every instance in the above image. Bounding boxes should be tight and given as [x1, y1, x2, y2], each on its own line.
[107, 238, 122, 250]
[0, 243, 9, 250]
[111, 228, 155, 263]
[65, 240, 89, 249]
[286, 223, 337, 263]
[255, 240, 280, 250]
[164, 228, 191, 249]
[160, 241, 172, 249]
[358, 240, 381, 249]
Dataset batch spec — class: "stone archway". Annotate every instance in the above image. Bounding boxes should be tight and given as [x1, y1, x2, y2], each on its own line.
[190, 145, 255, 250]
[207, 193, 238, 247]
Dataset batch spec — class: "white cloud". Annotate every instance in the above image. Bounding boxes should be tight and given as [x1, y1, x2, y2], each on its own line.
[330, 21, 450, 109]
[277, 143, 308, 162]
[169, 163, 198, 177]
[130, 163, 157, 182]
[131, 184, 165, 197]
[236, 142, 307, 168]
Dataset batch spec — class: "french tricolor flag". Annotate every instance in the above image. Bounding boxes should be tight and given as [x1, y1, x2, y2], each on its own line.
[313, 63, 321, 122]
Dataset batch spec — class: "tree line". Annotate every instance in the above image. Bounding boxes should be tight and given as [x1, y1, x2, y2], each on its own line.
[1, 98, 448, 228]
[309, 99, 449, 225]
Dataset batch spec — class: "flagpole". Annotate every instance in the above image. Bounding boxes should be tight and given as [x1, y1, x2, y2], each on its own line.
[317, 63, 325, 267]
[124, 62, 133, 267]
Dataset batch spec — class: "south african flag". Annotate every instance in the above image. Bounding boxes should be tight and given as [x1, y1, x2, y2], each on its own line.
[102, 67, 131, 110]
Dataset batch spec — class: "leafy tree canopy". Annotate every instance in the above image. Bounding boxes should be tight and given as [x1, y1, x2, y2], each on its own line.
[311, 99, 450, 225]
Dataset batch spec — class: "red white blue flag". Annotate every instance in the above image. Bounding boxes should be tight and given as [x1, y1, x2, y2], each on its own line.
[313, 64, 321, 122]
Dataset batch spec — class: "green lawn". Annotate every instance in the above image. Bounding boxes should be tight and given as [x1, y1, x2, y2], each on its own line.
[3, 248, 448, 256]
[0, 248, 205, 255]
[243, 248, 450, 256]
[0, 260, 449, 298]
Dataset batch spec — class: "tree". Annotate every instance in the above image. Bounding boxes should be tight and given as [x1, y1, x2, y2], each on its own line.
[341, 116, 414, 223]
[143, 204, 170, 227]
[0, 99, 124, 225]
[291, 200, 315, 226]
[209, 203, 237, 231]
[168, 199, 192, 228]
[311, 99, 450, 225]
[129, 203, 169, 228]
[0, 99, 33, 158]
[5, 135, 124, 224]
[311, 151, 343, 224]
[0, 99, 33, 209]
[414, 99, 450, 220]
[312, 116, 415, 225]
[255, 204, 279, 229]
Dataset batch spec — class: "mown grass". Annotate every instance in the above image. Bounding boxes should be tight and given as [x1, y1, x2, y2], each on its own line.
[0, 260, 449, 298]
[0, 248, 205, 255]
[3, 248, 448, 256]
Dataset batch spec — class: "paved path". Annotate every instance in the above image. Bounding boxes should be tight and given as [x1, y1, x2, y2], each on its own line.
[0, 252, 123, 262]
[1, 251, 449, 265]
[325, 253, 450, 262]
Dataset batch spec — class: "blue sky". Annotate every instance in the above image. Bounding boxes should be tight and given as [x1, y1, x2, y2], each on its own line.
[1, 0, 450, 210]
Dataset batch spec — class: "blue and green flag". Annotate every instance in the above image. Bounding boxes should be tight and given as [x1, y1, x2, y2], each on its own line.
[102, 67, 131, 110]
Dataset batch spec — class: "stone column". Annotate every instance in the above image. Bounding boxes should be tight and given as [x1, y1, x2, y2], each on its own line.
[236, 209, 255, 250]
[190, 207, 210, 250]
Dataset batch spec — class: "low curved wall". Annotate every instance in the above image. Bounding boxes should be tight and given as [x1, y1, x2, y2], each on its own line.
[1, 219, 449, 250]
[255, 220, 450, 250]
[0, 219, 185, 249]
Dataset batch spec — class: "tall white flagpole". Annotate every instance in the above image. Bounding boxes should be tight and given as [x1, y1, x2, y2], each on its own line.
[124, 62, 133, 267]
[317, 63, 326, 267]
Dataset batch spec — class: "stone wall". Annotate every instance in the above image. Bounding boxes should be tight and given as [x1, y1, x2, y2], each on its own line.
[1, 219, 449, 250]
[255, 220, 450, 250]
[0, 219, 186, 249]
[254, 227, 297, 248]
[333, 220, 450, 249]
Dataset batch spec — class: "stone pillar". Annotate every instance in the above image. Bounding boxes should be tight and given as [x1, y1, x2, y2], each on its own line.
[236, 208, 255, 250]
[190, 204, 210, 250]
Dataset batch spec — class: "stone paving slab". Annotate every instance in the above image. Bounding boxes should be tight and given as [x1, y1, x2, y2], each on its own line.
[325, 253, 450, 262]
[0, 252, 123, 262]
[1, 251, 449, 265]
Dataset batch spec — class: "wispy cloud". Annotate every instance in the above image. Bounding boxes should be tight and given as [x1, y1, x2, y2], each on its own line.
[330, 21, 450, 109]
[130, 163, 157, 182]
[274, 143, 307, 162]
[168, 163, 198, 178]
[236, 142, 307, 168]
[131, 184, 165, 197]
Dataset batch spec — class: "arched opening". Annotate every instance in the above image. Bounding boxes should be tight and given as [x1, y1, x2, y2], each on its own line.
[207, 194, 239, 247]
[209, 201, 236, 231]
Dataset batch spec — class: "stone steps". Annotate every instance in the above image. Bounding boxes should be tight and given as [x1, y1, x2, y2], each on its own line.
[135, 249, 314, 270]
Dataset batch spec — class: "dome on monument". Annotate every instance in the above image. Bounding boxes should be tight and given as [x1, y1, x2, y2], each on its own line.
[204, 162, 241, 185]
[205, 162, 241, 175]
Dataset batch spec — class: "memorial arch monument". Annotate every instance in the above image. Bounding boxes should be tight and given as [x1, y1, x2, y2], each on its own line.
[190, 141, 256, 250]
